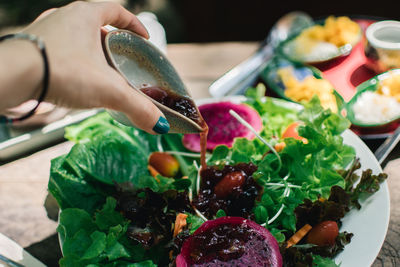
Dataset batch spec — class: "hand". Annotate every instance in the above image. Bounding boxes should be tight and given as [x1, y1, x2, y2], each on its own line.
[21, 1, 169, 134]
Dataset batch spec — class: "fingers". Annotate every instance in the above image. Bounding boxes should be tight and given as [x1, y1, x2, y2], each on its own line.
[100, 26, 109, 43]
[94, 2, 149, 39]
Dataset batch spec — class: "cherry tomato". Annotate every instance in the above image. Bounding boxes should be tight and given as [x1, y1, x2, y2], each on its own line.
[148, 152, 180, 177]
[214, 171, 246, 198]
[282, 122, 302, 139]
[306, 221, 339, 246]
[282, 122, 308, 143]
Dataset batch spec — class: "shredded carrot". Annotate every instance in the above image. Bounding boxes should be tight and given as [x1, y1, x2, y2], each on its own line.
[148, 165, 160, 182]
[274, 142, 286, 152]
[173, 213, 188, 237]
[286, 224, 312, 248]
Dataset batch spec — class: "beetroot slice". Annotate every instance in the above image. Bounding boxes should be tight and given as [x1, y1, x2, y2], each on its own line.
[176, 216, 282, 267]
[182, 102, 263, 152]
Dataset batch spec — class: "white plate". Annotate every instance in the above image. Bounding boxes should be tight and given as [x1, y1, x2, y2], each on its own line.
[196, 95, 390, 267]
[58, 96, 390, 266]
[336, 130, 389, 267]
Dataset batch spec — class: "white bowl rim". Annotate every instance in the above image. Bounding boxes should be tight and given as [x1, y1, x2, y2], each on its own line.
[366, 20, 400, 50]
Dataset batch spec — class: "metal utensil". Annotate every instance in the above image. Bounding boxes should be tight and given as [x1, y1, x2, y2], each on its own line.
[0, 253, 25, 267]
[209, 11, 313, 97]
[374, 126, 400, 164]
[104, 30, 204, 134]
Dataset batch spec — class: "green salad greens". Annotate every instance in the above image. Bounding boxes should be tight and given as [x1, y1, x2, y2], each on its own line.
[48, 87, 386, 267]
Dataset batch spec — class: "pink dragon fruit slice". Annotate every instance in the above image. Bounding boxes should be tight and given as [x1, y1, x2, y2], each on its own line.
[182, 102, 263, 152]
[176, 216, 282, 267]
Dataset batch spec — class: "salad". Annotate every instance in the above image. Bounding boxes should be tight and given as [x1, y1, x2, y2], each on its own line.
[48, 86, 387, 266]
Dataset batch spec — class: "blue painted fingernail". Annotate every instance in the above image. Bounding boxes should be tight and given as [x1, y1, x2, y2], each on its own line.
[153, 116, 170, 134]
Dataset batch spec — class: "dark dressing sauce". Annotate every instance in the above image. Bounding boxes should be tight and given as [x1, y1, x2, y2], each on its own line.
[193, 163, 261, 219]
[198, 122, 209, 170]
[140, 86, 201, 124]
[140, 85, 208, 169]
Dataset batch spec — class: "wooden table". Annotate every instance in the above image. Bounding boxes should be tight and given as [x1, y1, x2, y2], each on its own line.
[0, 42, 399, 266]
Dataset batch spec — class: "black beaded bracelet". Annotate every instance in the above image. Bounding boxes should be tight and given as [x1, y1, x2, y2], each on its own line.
[0, 33, 49, 124]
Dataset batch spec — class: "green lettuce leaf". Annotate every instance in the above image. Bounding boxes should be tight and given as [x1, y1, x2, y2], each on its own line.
[48, 155, 108, 214]
[49, 113, 191, 214]
[58, 198, 140, 267]
[65, 112, 193, 177]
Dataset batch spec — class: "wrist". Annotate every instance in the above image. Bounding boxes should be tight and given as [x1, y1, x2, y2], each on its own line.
[0, 37, 44, 111]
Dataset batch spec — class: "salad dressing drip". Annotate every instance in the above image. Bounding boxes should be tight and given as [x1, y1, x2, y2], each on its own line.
[198, 121, 208, 170]
[140, 85, 209, 169]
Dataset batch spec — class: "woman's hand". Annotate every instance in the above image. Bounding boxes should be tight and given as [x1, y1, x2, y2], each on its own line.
[20, 1, 169, 134]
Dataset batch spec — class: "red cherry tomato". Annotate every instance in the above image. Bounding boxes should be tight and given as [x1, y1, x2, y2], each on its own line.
[282, 122, 302, 140]
[306, 221, 339, 246]
[214, 171, 246, 198]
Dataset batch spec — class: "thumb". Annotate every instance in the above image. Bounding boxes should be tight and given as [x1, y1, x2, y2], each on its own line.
[110, 83, 170, 135]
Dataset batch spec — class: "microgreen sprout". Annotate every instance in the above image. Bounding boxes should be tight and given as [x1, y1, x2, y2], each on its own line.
[157, 135, 164, 152]
[193, 160, 201, 195]
[191, 160, 208, 221]
[164, 151, 201, 158]
[194, 208, 208, 221]
[261, 186, 291, 226]
[229, 109, 282, 172]
[260, 172, 293, 226]
[265, 183, 302, 189]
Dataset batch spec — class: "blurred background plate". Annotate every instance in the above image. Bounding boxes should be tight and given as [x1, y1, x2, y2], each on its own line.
[0, 233, 45, 267]
[0, 109, 102, 162]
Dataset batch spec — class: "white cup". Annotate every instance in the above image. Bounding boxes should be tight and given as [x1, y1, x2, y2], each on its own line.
[364, 20, 400, 73]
